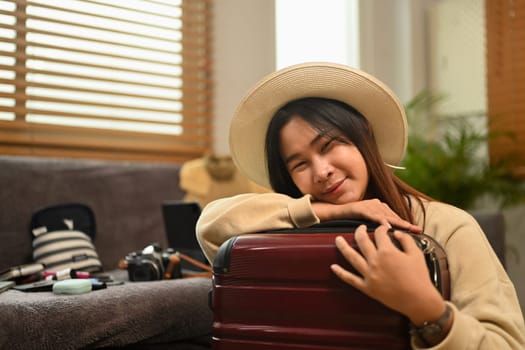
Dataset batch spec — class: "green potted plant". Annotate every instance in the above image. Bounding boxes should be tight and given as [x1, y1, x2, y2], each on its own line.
[397, 91, 525, 211]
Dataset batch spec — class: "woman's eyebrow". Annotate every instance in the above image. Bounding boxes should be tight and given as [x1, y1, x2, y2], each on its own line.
[284, 153, 300, 166]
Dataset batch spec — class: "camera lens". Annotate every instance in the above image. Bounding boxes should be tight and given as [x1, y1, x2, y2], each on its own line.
[128, 260, 161, 281]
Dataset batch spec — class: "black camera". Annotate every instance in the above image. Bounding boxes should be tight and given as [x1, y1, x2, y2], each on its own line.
[125, 243, 181, 281]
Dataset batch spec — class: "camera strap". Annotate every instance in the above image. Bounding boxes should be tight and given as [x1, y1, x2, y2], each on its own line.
[165, 252, 212, 279]
[119, 252, 212, 280]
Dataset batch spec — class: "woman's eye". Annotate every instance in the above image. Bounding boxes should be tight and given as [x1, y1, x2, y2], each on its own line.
[290, 161, 306, 171]
[321, 139, 335, 152]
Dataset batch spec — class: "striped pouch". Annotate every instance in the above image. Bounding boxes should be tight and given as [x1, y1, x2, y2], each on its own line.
[32, 228, 102, 273]
[31, 203, 102, 273]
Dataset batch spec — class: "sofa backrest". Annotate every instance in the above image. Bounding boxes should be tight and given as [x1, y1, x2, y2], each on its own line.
[0, 156, 185, 271]
[470, 209, 506, 267]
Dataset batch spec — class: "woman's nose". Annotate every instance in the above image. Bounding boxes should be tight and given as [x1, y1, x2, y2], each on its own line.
[312, 157, 333, 182]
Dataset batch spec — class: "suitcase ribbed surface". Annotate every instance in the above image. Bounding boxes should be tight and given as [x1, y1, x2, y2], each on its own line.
[212, 233, 412, 350]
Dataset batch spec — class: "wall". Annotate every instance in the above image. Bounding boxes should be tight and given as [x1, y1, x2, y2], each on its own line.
[427, 0, 487, 117]
[212, 0, 276, 155]
[359, 0, 430, 102]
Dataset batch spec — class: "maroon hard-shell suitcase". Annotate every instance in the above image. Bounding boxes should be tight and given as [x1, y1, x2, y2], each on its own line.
[210, 220, 449, 350]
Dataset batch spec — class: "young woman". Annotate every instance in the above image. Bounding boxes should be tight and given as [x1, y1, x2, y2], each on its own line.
[196, 62, 525, 349]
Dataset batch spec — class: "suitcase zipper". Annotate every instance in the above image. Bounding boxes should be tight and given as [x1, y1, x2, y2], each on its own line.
[419, 237, 442, 294]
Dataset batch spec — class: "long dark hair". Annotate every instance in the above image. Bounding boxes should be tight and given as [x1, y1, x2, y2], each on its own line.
[264, 97, 430, 223]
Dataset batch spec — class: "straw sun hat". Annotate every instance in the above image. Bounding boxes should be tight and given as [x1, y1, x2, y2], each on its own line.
[229, 62, 408, 189]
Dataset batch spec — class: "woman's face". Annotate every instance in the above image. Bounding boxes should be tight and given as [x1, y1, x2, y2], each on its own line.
[279, 116, 369, 204]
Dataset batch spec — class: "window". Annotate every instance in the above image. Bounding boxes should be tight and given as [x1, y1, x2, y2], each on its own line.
[275, 0, 359, 70]
[0, 0, 212, 163]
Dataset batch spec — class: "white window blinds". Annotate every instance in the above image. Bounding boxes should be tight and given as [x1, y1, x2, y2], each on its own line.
[0, 0, 213, 162]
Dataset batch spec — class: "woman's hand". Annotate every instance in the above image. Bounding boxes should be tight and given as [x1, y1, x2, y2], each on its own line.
[312, 199, 422, 233]
[330, 225, 445, 325]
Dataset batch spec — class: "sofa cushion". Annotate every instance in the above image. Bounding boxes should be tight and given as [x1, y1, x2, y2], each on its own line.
[0, 274, 213, 350]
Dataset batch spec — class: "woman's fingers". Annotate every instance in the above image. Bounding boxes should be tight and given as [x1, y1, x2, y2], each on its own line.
[353, 225, 378, 259]
[330, 263, 366, 291]
[334, 234, 368, 276]
[331, 224, 438, 319]
[375, 226, 421, 256]
[314, 198, 422, 233]
[374, 208, 421, 233]
[389, 218, 423, 233]
[371, 224, 392, 249]
[346, 199, 422, 233]
[393, 230, 420, 254]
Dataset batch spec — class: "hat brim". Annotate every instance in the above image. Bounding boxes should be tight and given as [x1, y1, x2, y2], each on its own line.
[229, 62, 408, 189]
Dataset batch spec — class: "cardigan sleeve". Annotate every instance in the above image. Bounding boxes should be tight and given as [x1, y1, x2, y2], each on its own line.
[412, 201, 525, 349]
[196, 192, 319, 263]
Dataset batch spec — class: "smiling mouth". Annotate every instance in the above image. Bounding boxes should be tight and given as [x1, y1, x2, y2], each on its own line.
[322, 179, 345, 195]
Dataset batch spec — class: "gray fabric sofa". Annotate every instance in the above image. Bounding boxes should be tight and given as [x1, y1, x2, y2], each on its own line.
[0, 155, 213, 350]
